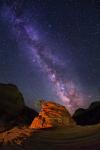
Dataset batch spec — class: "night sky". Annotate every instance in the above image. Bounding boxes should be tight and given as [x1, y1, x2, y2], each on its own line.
[0, 0, 100, 113]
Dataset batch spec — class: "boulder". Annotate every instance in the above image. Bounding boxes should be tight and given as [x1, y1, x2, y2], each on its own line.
[30, 100, 76, 129]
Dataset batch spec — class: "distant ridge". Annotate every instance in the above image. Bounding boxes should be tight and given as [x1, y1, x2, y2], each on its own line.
[73, 101, 100, 125]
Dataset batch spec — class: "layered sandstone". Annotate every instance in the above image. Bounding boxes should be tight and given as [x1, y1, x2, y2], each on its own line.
[30, 100, 76, 129]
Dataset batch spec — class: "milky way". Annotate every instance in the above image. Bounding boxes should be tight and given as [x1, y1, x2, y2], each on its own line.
[1, 2, 85, 113]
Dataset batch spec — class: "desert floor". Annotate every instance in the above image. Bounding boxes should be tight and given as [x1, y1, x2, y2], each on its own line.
[0, 124, 100, 150]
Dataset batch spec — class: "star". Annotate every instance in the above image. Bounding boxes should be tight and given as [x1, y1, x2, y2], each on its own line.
[48, 24, 53, 29]
[0, 0, 100, 113]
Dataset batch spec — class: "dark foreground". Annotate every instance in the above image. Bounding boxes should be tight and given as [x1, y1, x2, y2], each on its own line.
[0, 124, 100, 150]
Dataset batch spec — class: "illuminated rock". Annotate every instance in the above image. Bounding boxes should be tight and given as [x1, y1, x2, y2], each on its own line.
[30, 100, 76, 129]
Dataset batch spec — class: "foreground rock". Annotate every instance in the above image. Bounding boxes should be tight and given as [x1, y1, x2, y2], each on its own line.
[73, 101, 100, 125]
[1, 124, 100, 150]
[30, 100, 76, 129]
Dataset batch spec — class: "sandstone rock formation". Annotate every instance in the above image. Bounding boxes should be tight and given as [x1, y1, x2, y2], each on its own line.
[30, 100, 76, 129]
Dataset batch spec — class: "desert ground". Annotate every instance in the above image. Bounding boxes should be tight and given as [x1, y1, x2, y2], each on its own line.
[0, 124, 100, 150]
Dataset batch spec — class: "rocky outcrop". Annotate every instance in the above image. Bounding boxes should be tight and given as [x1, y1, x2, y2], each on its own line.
[30, 100, 76, 129]
[14, 106, 38, 126]
[0, 83, 38, 131]
[0, 83, 25, 119]
[73, 101, 100, 125]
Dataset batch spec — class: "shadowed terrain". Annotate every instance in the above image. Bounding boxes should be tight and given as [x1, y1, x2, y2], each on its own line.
[73, 102, 100, 125]
[0, 124, 100, 150]
[0, 83, 38, 132]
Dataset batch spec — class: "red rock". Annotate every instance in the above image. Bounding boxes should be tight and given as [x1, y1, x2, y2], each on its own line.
[30, 100, 76, 129]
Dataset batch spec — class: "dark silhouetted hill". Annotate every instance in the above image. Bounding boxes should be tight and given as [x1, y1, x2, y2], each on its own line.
[73, 101, 100, 125]
[0, 83, 38, 131]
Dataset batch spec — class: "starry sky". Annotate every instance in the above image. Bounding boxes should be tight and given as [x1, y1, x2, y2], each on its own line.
[0, 0, 100, 114]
